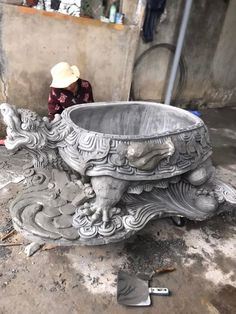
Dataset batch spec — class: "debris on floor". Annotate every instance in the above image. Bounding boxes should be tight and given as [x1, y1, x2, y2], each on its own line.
[24, 242, 44, 257]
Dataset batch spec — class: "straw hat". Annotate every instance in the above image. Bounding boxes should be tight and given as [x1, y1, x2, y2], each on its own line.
[50, 62, 80, 88]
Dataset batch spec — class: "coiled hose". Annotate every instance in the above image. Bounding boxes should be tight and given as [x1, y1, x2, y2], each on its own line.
[130, 43, 187, 104]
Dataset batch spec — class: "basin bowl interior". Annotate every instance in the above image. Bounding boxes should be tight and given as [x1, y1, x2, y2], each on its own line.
[69, 102, 200, 136]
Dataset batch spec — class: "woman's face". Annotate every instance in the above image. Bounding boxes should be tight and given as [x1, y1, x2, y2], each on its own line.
[65, 81, 77, 92]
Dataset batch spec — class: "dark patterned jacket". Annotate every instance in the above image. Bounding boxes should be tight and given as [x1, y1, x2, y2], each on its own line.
[48, 78, 94, 120]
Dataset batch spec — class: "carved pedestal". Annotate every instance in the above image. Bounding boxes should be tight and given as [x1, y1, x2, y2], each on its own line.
[1, 101, 236, 245]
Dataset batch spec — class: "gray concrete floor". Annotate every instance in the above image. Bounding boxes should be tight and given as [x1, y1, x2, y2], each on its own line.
[0, 107, 236, 314]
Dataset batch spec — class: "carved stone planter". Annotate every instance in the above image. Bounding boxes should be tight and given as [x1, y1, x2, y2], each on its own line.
[0, 101, 235, 245]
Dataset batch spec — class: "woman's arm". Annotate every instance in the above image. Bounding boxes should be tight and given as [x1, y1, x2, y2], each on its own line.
[48, 88, 63, 120]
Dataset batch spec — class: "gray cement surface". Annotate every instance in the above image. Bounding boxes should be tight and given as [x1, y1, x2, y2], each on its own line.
[0, 107, 236, 314]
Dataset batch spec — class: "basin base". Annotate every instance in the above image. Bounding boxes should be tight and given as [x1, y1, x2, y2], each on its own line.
[10, 167, 236, 246]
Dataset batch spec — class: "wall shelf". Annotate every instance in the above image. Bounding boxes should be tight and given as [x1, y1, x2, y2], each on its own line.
[18, 6, 127, 31]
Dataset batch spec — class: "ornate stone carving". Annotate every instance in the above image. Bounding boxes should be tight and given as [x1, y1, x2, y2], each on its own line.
[0, 103, 71, 170]
[0, 101, 235, 245]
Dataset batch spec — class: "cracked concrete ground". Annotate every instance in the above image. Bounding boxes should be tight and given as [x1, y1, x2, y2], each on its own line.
[0, 107, 236, 314]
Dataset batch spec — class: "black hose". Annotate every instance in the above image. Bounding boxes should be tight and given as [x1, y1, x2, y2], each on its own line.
[130, 43, 187, 104]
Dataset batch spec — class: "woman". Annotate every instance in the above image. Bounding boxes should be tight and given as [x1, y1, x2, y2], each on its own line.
[48, 62, 94, 120]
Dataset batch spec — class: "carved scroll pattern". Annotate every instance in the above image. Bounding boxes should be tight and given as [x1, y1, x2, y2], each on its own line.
[9, 168, 236, 245]
[58, 129, 111, 174]
[85, 127, 212, 180]
[122, 179, 236, 231]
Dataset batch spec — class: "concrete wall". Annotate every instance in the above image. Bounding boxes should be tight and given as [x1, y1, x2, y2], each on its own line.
[213, 0, 236, 90]
[132, 0, 236, 108]
[0, 3, 141, 116]
[132, 0, 183, 102]
[0, 0, 235, 138]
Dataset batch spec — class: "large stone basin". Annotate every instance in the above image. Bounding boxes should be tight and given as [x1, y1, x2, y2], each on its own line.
[67, 101, 200, 136]
[0, 101, 235, 245]
[59, 101, 212, 180]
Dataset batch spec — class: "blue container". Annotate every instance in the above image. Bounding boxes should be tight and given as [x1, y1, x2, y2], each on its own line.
[115, 12, 124, 24]
[188, 110, 202, 117]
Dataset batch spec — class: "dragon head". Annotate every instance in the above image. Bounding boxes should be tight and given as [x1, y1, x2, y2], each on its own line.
[0, 103, 47, 151]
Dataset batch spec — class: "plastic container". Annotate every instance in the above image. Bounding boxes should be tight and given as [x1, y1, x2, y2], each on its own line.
[109, 4, 117, 23]
[188, 110, 202, 117]
[115, 12, 124, 24]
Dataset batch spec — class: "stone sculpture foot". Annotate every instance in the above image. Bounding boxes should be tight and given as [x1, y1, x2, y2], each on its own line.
[79, 201, 122, 225]
[79, 176, 130, 223]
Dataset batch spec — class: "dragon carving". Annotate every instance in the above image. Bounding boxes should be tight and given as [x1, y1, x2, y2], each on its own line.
[0, 103, 71, 169]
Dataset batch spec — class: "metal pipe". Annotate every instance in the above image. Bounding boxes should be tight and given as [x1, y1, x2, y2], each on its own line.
[164, 0, 193, 105]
